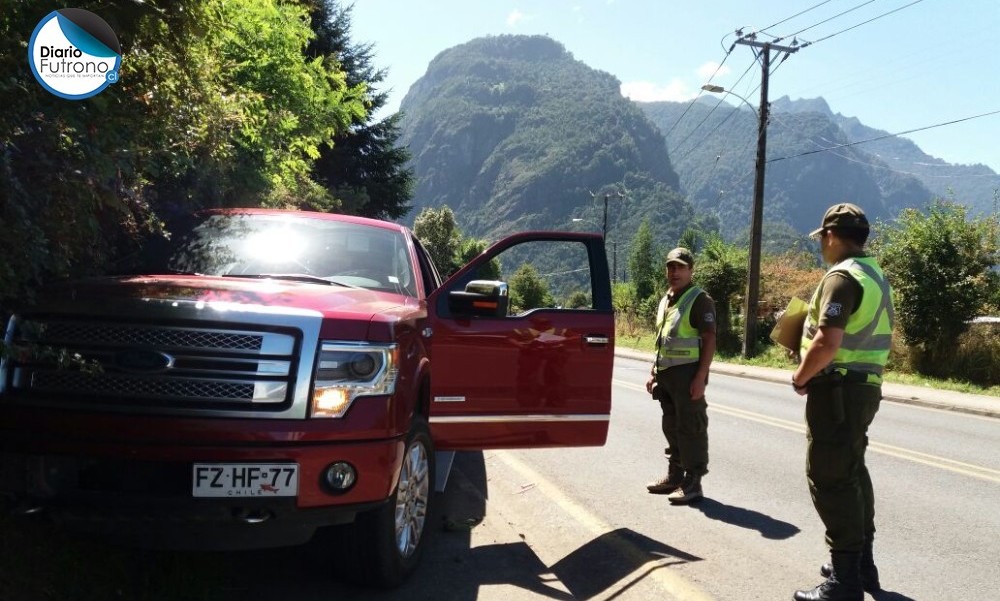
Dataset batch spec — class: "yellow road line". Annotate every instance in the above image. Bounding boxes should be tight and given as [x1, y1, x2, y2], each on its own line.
[493, 451, 715, 601]
[613, 379, 1000, 484]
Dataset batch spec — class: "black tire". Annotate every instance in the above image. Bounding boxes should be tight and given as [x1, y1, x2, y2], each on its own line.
[337, 416, 435, 588]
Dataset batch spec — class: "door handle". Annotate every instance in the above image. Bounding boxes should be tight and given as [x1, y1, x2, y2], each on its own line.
[584, 335, 610, 345]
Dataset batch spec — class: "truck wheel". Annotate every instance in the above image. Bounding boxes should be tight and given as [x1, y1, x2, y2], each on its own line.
[341, 416, 435, 588]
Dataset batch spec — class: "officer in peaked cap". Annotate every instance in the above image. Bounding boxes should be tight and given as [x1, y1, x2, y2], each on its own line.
[792, 203, 895, 601]
[644, 247, 717, 505]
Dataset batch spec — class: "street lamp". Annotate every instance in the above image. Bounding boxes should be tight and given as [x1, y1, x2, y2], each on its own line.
[701, 82, 769, 358]
[700, 84, 758, 117]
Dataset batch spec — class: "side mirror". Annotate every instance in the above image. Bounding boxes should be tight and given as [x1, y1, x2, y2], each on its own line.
[448, 280, 509, 317]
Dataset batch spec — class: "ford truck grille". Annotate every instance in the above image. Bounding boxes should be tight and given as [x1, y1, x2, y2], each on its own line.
[38, 322, 264, 351]
[31, 372, 256, 402]
[6, 318, 301, 414]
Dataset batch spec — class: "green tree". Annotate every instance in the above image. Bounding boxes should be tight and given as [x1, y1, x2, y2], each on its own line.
[872, 200, 1000, 372]
[627, 219, 660, 303]
[306, 0, 413, 219]
[214, 0, 365, 209]
[412, 206, 462, 275]
[677, 213, 719, 254]
[457, 238, 501, 280]
[694, 234, 748, 354]
[0, 0, 366, 314]
[509, 263, 554, 312]
[612, 281, 638, 328]
[564, 290, 591, 309]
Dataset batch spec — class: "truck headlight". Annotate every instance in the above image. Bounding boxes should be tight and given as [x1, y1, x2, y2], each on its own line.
[311, 342, 398, 418]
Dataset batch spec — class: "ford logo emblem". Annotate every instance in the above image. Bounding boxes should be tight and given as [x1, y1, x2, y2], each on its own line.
[114, 350, 174, 372]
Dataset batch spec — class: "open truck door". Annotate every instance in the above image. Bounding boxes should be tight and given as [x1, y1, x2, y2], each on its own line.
[426, 232, 614, 450]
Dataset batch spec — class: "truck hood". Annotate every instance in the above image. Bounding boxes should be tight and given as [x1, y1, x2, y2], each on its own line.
[37, 275, 412, 319]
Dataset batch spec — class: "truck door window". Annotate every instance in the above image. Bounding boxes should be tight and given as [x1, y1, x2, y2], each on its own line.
[487, 240, 593, 314]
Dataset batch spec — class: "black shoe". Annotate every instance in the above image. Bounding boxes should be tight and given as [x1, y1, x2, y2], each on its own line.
[820, 562, 880, 592]
[796, 552, 862, 601]
[793, 577, 862, 601]
[667, 473, 703, 504]
[646, 470, 684, 494]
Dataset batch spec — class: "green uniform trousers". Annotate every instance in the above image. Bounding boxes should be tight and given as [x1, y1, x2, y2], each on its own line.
[655, 362, 709, 476]
[805, 379, 881, 552]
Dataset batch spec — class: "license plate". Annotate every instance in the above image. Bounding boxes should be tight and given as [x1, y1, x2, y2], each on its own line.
[192, 463, 298, 497]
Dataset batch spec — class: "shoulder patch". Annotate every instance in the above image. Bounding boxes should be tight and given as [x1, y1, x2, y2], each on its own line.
[824, 302, 843, 317]
[703, 312, 715, 323]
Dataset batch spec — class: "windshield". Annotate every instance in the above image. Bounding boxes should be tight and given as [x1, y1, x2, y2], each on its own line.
[141, 213, 418, 297]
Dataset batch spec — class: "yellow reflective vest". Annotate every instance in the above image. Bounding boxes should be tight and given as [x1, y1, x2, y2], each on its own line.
[800, 256, 894, 383]
[654, 286, 704, 371]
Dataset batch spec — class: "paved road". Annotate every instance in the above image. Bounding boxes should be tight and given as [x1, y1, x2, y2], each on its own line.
[226, 354, 999, 601]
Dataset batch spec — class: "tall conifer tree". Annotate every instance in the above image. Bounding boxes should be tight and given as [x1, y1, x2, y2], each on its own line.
[307, 1, 413, 219]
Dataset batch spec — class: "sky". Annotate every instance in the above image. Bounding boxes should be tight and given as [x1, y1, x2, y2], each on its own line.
[351, 0, 1000, 175]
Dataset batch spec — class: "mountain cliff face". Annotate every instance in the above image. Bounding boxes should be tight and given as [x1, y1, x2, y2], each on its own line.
[398, 35, 694, 245]
[640, 98, 939, 239]
[832, 119, 999, 216]
[772, 96, 997, 215]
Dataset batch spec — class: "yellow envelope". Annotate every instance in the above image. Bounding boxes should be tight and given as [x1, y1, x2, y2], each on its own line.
[770, 297, 808, 352]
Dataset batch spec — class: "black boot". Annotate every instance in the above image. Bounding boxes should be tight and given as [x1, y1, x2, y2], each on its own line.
[820, 538, 880, 592]
[794, 551, 863, 601]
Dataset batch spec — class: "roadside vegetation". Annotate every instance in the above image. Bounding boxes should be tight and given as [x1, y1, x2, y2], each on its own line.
[0, 0, 412, 317]
[615, 202, 1000, 395]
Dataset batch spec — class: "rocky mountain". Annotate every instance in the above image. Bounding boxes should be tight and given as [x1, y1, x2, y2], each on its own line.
[398, 35, 700, 248]
[640, 97, 937, 239]
[773, 96, 999, 215]
[397, 34, 994, 252]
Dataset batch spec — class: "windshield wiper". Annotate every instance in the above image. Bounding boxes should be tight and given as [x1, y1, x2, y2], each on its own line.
[223, 273, 358, 287]
[159, 268, 206, 276]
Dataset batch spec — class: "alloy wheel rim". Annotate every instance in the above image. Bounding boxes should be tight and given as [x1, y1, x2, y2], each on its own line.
[394, 439, 429, 558]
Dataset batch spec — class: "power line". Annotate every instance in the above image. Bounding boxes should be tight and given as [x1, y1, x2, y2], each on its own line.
[760, 0, 838, 35]
[809, 133, 996, 179]
[662, 49, 735, 141]
[767, 109, 1000, 164]
[670, 1, 921, 160]
[786, 0, 876, 39]
[671, 59, 758, 158]
[800, 0, 927, 47]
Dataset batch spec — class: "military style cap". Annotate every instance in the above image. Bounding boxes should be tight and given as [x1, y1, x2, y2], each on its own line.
[665, 247, 694, 266]
[809, 203, 870, 238]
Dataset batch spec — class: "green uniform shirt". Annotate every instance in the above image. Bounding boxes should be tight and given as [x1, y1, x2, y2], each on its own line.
[812, 270, 862, 330]
[666, 284, 717, 334]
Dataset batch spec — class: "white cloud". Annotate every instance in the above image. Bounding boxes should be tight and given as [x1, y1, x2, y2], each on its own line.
[620, 79, 694, 103]
[506, 10, 527, 26]
[697, 61, 731, 82]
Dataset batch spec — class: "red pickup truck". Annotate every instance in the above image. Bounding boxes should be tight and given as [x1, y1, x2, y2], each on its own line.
[0, 209, 614, 586]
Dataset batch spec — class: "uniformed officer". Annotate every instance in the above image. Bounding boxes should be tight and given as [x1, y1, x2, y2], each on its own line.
[645, 247, 717, 504]
[791, 203, 894, 601]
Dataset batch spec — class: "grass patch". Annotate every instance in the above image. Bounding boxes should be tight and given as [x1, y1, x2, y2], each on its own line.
[615, 327, 1000, 398]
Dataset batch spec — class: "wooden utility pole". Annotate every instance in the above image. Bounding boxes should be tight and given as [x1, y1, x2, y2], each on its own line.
[734, 36, 798, 358]
[612, 241, 618, 283]
[600, 191, 624, 242]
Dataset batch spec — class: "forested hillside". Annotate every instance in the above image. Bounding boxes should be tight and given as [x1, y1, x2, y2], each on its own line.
[830, 119, 1000, 216]
[397, 35, 702, 248]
